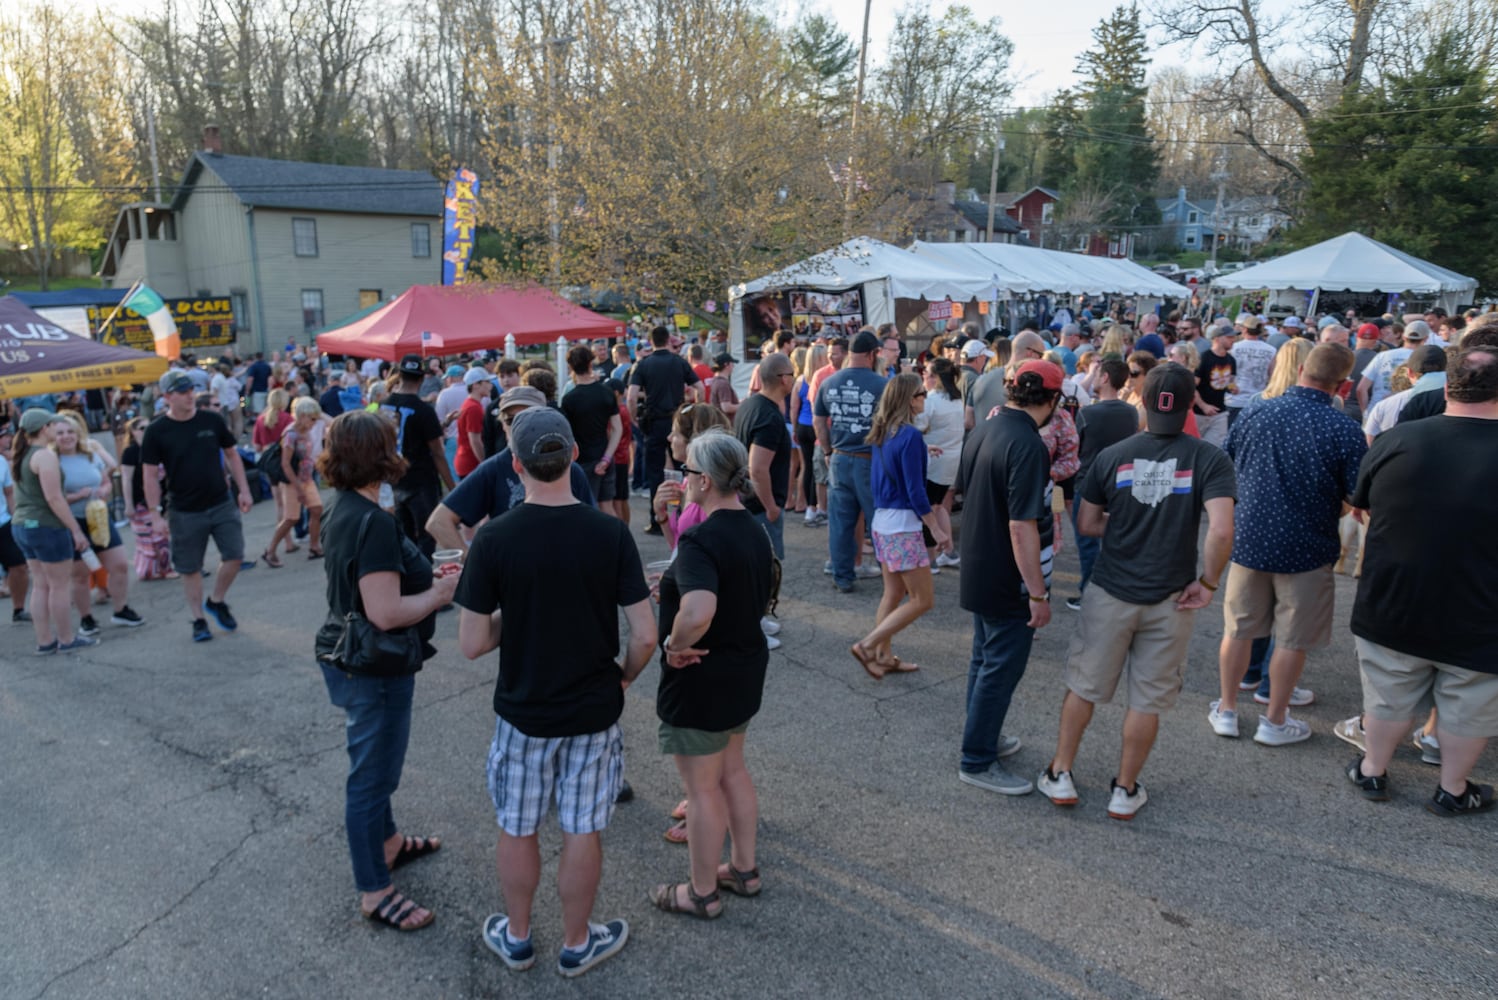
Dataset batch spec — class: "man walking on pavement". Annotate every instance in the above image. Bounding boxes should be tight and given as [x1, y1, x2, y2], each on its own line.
[1194, 324, 1237, 447]
[1039, 364, 1236, 818]
[814, 330, 889, 593]
[953, 360, 1062, 796]
[1209, 344, 1366, 746]
[141, 369, 254, 643]
[628, 326, 699, 535]
[383, 355, 456, 557]
[456, 406, 656, 977]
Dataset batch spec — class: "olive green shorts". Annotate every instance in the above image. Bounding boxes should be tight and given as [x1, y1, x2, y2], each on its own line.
[658, 719, 750, 757]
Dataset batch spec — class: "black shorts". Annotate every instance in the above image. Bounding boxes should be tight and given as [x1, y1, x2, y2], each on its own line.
[613, 462, 629, 498]
[0, 521, 24, 569]
[595, 466, 619, 502]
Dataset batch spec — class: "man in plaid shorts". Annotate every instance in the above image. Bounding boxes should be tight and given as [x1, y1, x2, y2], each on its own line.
[456, 407, 658, 977]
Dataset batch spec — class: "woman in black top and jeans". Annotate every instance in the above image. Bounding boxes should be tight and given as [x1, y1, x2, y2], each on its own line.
[315, 410, 460, 932]
[650, 429, 774, 920]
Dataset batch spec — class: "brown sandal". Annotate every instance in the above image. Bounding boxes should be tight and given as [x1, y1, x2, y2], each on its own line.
[881, 655, 920, 673]
[648, 881, 722, 919]
[669, 799, 688, 821]
[662, 820, 688, 844]
[716, 864, 761, 897]
[851, 643, 886, 680]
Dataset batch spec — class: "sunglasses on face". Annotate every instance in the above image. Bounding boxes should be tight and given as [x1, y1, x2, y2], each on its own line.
[913, 390, 927, 398]
[1129, 369, 1144, 377]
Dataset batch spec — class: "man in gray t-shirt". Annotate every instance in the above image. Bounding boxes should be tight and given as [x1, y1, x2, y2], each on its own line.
[1036, 364, 1237, 820]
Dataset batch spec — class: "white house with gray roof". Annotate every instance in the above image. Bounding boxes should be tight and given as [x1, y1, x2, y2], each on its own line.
[101, 129, 442, 353]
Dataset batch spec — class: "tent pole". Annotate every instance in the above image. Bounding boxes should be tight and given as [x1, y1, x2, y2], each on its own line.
[95, 281, 142, 345]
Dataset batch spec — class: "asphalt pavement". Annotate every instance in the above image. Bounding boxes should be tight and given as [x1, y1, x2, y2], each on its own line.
[4, 493, 1495, 1000]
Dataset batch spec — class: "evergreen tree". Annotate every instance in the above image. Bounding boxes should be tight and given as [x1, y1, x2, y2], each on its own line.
[1067, 5, 1160, 227]
[784, 14, 857, 124]
[1299, 31, 1498, 291]
[1039, 89, 1082, 192]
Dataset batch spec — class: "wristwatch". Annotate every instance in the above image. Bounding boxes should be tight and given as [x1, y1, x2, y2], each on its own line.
[1028, 592, 1050, 603]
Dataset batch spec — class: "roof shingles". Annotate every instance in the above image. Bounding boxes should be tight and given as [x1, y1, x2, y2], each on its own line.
[173, 152, 442, 217]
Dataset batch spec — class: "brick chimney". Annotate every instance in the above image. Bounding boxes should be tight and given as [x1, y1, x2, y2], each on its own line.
[202, 125, 222, 155]
[934, 180, 957, 205]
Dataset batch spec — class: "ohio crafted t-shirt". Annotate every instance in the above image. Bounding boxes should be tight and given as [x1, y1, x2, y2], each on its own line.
[1080, 432, 1237, 604]
[454, 502, 648, 737]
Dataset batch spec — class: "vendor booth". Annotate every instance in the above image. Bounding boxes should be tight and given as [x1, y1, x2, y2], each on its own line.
[314, 283, 623, 361]
[1213, 232, 1477, 318]
[911, 241, 1189, 327]
[0, 296, 168, 399]
[726, 237, 997, 366]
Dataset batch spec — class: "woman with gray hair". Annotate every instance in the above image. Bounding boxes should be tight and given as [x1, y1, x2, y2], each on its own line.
[650, 429, 775, 920]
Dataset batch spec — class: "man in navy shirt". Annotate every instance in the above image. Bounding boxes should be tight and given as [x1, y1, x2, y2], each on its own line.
[814, 330, 889, 593]
[425, 387, 593, 553]
[1209, 344, 1365, 747]
[244, 353, 272, 416]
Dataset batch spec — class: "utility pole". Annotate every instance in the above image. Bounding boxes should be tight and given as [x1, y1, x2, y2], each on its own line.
[986, 112, 1005, 242]
[842, 0, 872, 241]
[1210, 157, 1228, 269]
[146, 103, 162, 203]
[545, 35, 574, 288]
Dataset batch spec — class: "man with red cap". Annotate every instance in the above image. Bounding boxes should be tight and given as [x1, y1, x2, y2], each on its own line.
[1038, 363, 1237, 819]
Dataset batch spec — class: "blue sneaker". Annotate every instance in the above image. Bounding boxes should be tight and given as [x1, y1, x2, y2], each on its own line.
[204, 599, 237, 631]
[482, 914, 535, 971]
[556, 919, 628, 978]
[192, 618, 213, 643]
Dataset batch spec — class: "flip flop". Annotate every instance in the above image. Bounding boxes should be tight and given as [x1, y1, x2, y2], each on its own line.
[850, 643, 886, 680]
[308, 549, 325, 560]
[389, 834, 441, 871]
[261, 549, 282, 569]
[662, 820, 688, 844]
[669, 799, 688, 821]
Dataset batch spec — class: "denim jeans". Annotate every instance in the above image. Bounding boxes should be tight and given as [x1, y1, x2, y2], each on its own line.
[1070, 501, 1100, 594]
[643, 419, 673, 505]
[630, 423, 646, 490]
[754, 510, 785, 559]
[321, 663, 416, 892]
[961, 613, 1036, 772]
[1241, 635, 1274, 699]
[828, 452, 875, 587]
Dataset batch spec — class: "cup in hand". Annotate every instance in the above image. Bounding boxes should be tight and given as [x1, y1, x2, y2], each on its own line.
[664, 470, 684, 511]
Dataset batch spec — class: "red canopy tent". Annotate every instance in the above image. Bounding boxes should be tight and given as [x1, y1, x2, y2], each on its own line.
[314, 283, 623, 361]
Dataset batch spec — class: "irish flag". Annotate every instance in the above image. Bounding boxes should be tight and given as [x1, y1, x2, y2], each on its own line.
[123, 285, 180, 359]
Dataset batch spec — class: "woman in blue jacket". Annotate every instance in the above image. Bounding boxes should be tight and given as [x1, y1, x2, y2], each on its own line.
[850, 374, 951, 679]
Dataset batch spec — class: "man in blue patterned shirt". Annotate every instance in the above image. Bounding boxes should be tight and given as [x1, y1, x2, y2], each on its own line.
[1208, 344, 1367, 746]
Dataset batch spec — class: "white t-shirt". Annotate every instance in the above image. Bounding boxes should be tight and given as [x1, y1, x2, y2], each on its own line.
[1361, 348, 1413, 409]
[914, 389, 965, 486]
[434, 383, 467, 441]
[211, 372, 241, 408]
[360, 358, 383, 381]
[1363, 389, 1411, 438]
[1228, 338, 1277, 407]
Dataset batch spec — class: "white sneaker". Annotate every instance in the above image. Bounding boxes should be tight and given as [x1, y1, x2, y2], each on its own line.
[935, 551, 961, 568]
[803, 508, 817, 524]
[1107, 780, 1148, 820]
[760, 617, 781, 636]
[1333, 716, 1366, 753]
[855, 563, 882, 578]
[765, 634, 781, 651]
[1208, 700, 1239, 738]
[1037, 768, 1078, 806]
[929, 564, 940, 575]
[1254, 714, 1312, 746]
[1253, 686, 1315, 707]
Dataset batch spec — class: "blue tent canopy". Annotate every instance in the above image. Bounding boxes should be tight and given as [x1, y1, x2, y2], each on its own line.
[8, 288, 128, 308]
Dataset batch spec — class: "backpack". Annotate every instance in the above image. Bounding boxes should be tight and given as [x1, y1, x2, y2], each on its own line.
[258, 443, 287, 485]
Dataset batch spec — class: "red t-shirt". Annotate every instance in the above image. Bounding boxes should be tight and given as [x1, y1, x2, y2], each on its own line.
[692, 363, 713, 384]
[614, 404, 633, 464]
[454, 397, 485, 477]
[253, 411, 293, 449]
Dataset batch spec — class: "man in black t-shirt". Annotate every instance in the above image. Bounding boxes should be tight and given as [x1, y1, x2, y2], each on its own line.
[953, 360, 1059, 798]
[734, 353, 793, 560]
[455, 406, 656, 974]
[381, 354, 456, 557]
[1067, 358, 1138, 609]
[1346, 348, 1498, 816]
[1194, 326, 1237, 447]
[141, 370, 253, 643]
[561, 346, 624, 504]
[627, 327, 699, 534]
[1039, 365, 1237, 819]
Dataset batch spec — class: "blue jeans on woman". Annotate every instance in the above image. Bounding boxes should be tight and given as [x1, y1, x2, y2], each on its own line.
[1069, 501, 1100, 594]
[961, 614, 1036, 773]
[320, 663, 416, 892]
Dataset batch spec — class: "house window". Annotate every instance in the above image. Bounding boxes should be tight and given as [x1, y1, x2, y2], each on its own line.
[293, 218, 319, 257]
[1186, 211, 1198, 224]
[1041, 203, 1054, 225]
[1185, 233, 1198, 246]
[411, 223, 431, 258]
[230, 290, 250, 333]
[1249, 216, 1260, 227]
[301, 289, 325, 331]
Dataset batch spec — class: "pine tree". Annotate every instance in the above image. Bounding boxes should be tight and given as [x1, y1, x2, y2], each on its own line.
[1299, 31, 1498, 291]
[1067, 5, 1160, 227]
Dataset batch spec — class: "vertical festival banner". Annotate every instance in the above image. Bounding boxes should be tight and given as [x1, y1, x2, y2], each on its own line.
[442, 167, 480, 285]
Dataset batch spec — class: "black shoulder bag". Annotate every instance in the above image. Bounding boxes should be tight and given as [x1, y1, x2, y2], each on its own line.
[319, 511, 425, 677]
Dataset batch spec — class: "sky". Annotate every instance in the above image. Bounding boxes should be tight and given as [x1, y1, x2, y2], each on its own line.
[804, 0, 1161, 105]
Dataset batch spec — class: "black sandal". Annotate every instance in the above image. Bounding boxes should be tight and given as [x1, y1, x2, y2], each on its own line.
[363, 890, 434, 931]
[648, 881, 722, 920]
[389, 834, 440, 871]
[716, 864, 761, 897]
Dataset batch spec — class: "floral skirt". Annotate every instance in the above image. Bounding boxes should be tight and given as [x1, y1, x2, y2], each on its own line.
[130, 504, 173, 580]
[872, 529, 930, 573]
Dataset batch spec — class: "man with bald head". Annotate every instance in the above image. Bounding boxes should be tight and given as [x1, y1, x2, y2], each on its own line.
[736, 352, 795, 561]
[1320, 324, 1350, 348]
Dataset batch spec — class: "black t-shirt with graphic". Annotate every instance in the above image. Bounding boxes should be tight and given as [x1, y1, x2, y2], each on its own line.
[381, 392, 444, 492]
[1080, 431, 1237, 605]
[139, 410, 235, 512]
[733, 393, 792, 513]
[656, 508, 774, 732]
[1195, 350, 1237, 412]
[455, 502, 648, 737]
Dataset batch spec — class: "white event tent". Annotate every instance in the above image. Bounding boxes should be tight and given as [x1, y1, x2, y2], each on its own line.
[727, 237, 997, 366]
[912, 241, 1190, 299]
[1214, 232, 1477, 315]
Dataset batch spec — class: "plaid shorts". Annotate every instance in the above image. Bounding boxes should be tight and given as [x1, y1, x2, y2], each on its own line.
[486, 718, 623, 837]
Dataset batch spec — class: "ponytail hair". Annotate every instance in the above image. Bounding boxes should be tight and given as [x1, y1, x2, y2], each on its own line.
[686, 428, 751, 497]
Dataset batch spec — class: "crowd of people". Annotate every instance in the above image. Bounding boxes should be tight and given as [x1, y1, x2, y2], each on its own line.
[4, 299, 1495, 978]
